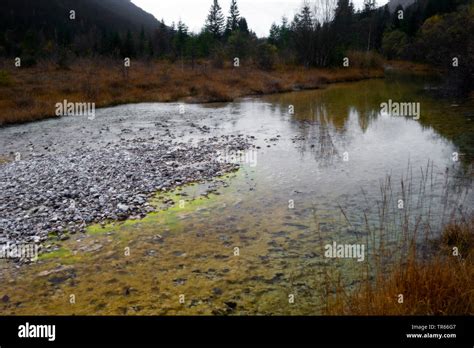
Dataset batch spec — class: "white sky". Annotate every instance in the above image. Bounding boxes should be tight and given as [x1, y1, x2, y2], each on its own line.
[132, 0, 390, 37]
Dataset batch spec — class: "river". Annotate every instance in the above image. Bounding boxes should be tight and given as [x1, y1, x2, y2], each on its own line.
[0, 73, 473, 315]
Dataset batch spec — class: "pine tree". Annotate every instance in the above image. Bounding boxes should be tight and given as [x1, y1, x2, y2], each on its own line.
[333, 0, 355, 45]
[138, 26, 146, 56]
[294, 5, 313, 32]
[238, 17, 249, 34]
[363, 0, 376, 13]
[205, 0, 225, 39]
[226, 0, 241, 32]
[292, 5, 314, 67]
[174, 20, 189, 58]
[268, 23, 280, 45]
[122, 30, 136, 57]
[110, 31, 122, 57]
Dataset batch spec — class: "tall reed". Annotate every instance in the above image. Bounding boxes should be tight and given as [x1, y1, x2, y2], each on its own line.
[315, 160, 473, 315]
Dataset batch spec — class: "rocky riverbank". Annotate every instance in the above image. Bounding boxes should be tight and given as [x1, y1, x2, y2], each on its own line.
[0, 135, 254, 246]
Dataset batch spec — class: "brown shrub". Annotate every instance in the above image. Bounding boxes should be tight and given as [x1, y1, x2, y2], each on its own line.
[327, 217, 474, 315]
[347, 50, 385, 69]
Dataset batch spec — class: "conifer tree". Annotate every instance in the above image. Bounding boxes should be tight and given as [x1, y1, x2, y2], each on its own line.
[205, 0, 225, 38]
[226, 0, 241, 32]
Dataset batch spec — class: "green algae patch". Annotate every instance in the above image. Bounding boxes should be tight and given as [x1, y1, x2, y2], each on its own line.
[37, 247, 74, 262]
[85, 174, 231, 237]
[87, 223, 116, 235]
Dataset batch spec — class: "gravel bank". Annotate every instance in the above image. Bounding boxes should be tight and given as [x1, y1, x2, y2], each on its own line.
[0, 135, 253, 245]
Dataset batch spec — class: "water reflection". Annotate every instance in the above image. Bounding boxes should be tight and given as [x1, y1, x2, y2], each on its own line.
[261, 76, 474, 165]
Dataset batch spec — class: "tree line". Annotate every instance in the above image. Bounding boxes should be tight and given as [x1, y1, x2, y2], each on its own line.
[1, 0, 473, 90]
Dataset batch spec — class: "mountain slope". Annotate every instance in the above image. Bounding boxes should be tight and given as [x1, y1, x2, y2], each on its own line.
[90, 0, 160, 32]
[0, 0, 160, 56]
[388, 0, 416, 11]
[1, 0, 159, 33]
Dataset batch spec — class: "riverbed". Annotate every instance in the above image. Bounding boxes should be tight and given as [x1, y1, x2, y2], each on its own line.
[0, 74, 473, 315]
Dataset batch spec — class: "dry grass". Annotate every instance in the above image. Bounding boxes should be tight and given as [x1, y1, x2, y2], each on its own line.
[347, 50, 385, 69]
[322, 162, 474, 315]
[327, 219, 474, 315]
[386, 60, 438, 75]
[0, 58, 384, 125]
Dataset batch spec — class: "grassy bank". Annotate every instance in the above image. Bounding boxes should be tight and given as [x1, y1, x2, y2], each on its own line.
[326, 218, 474, 315]
[385, 60, 440, 75]
[322, 163, 474, 315]
[0, 58, 384, 125]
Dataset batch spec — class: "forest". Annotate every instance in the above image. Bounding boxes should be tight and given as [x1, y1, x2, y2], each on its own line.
[1, 0, 472, 85]
[0, 0, 472, 125]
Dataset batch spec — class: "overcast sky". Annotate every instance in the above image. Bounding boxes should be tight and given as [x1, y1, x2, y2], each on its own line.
[132, 0, 389, 37]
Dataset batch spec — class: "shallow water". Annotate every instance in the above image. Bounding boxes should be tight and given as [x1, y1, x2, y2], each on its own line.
[1, 74, 473, 315]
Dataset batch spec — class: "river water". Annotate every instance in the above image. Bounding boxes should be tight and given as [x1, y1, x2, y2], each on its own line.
[0, 74, 473, 315]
